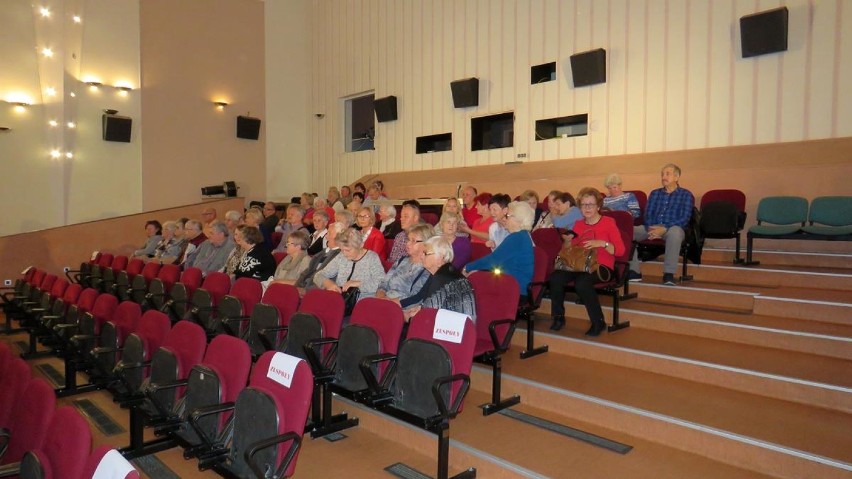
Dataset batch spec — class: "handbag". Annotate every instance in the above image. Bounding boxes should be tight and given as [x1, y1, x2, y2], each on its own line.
[554, 230, 612, 282]
[341, 260, 360, 316]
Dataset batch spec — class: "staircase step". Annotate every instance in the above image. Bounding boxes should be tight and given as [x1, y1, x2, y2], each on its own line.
[702, 246, 852, 270]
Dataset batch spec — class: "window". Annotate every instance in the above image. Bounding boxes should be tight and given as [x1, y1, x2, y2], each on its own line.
[344, 92, 375, 152]
[471, 112, 514, 151]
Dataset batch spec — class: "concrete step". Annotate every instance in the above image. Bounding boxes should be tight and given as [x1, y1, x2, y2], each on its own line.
[702, 246, 852, 270]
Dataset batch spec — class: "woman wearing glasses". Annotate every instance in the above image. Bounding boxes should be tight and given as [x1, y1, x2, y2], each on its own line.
[356, 206, 387, 261]
[269, 230, 311, 285]
[548, 187, 625, 336]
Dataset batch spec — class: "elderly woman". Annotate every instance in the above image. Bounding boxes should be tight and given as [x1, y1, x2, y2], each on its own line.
[399, 236, 476, 321]
[232, 225, 277, 281]
[302, 221, 344, 292]
[533, 190, 561, 231]
[603, 173, 641, 219]
[133, 220, 163, 257]
[306, 209, 330, 256]
[347, 191, 365, 214]
[463, 201, 535, 294]
[152, 221, 187, 264]
[378, 203, 401, 240]
[459, 192, 494, 245]
[549, 187, 625, 336]
[520, 190, 544, 227]
[334, 209, 355, 229]
[356, 206, 386, 259]
[551, 192, 583, 230]
[270, 230, 311, 285]
[377, 223, 433, 301]
[437, 213, 471, 270]
[318, 227, 385, 299]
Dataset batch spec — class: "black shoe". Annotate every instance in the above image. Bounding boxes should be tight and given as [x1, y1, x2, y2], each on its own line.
[662, 273, 676, 286]
[585, 321, 606, 337]
[550, 315, 565, 331]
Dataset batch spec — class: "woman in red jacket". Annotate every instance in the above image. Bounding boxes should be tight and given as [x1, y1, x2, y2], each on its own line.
[549, 187, 625, 336]
[356, 206, 386, 261]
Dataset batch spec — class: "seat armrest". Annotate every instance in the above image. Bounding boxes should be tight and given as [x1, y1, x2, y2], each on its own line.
[488, 318, 517, 352]
[432, 373, 471, 420]
[247, 431, 302, 479]
[359, 353, 398, 397]
[304, 337, 339, 375]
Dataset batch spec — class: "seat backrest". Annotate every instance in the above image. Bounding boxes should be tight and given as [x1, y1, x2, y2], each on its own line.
[200, 272, 232, 305]
[350, 297, 405, 356]
[469, 271, 519, 352]
[30, 269, 46, 287]
[808, 196, 852, 227]
[526, 247, 550, 307]
[0, 357, 32, 427]
[227, 277, 264, 317]
[38, 274, 57, 296]
[87, 293, 120, 335]
[139, 262, 161, 283]
[299, 289, 345, 340]
[530, 228, 563, 267]
[601, 210, 634, 263]
[61, 283, 83, 305]
[47, 278, 69, 301]
[261, 283, 300, 325]
[97, 253, 115, 268]
[156, 264, 181, 291]
[204, 334, 252, 405]
[147, 321, 207, 411]
[272, 251, 287, 265]
[5, 378, 55, 464]
[22, 406, 91, 479]
[125, 258, 145, 277]
[756, 196, 808, 225]
[700, 201, 741, 236]
[626, 190, 648, 226]
[111, 255, 129, 272]
[469, 242, 491, 262]
[179, 268, 204, 297]
[120, 311, 172, 392]
[701, 189, 746, 211]
[84, 446, 140, 479]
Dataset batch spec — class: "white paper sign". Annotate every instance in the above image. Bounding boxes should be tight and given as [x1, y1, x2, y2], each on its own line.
[91, 250, 100, 261]
[433, 309, 468, 344]
[267, 352, 301, 388]
[92, 449, 136, 479]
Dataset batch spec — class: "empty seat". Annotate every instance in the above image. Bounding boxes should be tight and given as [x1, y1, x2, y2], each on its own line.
[241, 283, 300, 358]
[219, 277, 263, 337]
[113, 259, 145, 300]
[13, 406, 91, 479]
[802, 196, 852, 236]
[700, 189, 747, 263]
[517, 248, 551, 359]
[128, 262, 162, 304]
[161, 267, 203, 322]
[745, 196, 809, 265]
[186, 272, 231, 334]
[1, 378, 55, 465]
[143, 264, 181, 312]
[113, 310, 172, 400]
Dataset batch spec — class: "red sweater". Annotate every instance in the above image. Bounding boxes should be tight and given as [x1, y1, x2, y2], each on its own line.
[570, 216, 624, 270]
[362, 227, 387, 261]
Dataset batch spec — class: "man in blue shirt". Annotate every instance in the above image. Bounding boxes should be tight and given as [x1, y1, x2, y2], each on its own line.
[629, 164, 693, 285]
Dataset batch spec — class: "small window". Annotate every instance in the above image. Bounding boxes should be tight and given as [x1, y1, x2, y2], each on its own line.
[471, 112, 514, 151]
[535, 114, 588, 140]
[416, 133, 452, 154]
[344, 92, 375, 152]
[531, 62, 556, 84]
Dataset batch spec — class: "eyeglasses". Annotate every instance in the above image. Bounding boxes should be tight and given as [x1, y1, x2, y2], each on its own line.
[424, 251, 436, 256]
[286, 242, 299, 247]
[357, 214, 371, 219]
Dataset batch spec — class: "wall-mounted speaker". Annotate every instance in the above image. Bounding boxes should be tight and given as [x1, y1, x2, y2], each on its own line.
[740, 7, 788, 58]
[102, 114, 132, 143]
[236, 115, 261, 140]
[569, 48, 607, 87]
[450, 78, 479, 108]
[373, 96, 398, 122]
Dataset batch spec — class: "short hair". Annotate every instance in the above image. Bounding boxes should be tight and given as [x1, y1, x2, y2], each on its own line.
[488, 193, 511, 209]
[340, 185, 351, 195]
[336, 226, 365, 249]
[367, 184, 380, 194]
[437, 212, 461, 231]
[244, 208, 263, 224]
[210, 220, 229, 236]
[604, 173, 623, 187]
[313, 197, 327, 208]
[177, 217, 189, 226]
[354, 182, 366, 192]
[162, 221, 178, 233]
[408, 223, 436, 242]
[312, 209, 329, 222]
[379, 202, 396, 219]
[237, 225, 263, 245]
[225, 210, 243, 222]
[577, 187, 604, 209]
[507, 201, 535, 231]
[424, 236, 454, 264]
[662, 163, 681, 176]
[473, 192, 493, 206]
[520, 190, 540, 203]
[401, 200, 421, 217]
[357, 206, 376, 224]
[555, 192, 576, 207]
[145, 220, 162, 235]
[186, 220, 203, 232]
[287, 204, 305, 217]
[288, 229, 310, 250]
[328, 189, 340, 201]
[352, 191, 365, 201]
[463, 185, 478, 195]
[372, 180, 384, 191]
[335, 209, 354, 227]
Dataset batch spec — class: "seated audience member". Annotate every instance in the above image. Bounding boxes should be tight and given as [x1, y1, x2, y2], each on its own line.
[186, 220, 235, 274]
[388, 200, 423, 264]
[551, 192, 582, 230]
[362, 183, 386, 213]
[152, 221, 186, 264]
[548, 187, 625, 335]
[339, 185, 353, 207]
[223, 210, 243, 234]
[261, 201, 280, 232]
[300, 192, 314, 219]
[459, 193, 493, 245]
[520, 190, 544, 227]
[603, 173, 641, 218]
[335, 209, 355, 229]
[356, 207, 386, 260]
[376, 223, 433, 301]
[353, 182, 366, 196]
[533, 190, 561, 231]
[398, 236, 476, 321]
[629, 163, 693, 285]
[438, 213, 471, 270]
[318, 227, 385, 299]
[306, 209, 330, 256]
[347, 191, 365, 214]
[180, 219, 207, 265]
[304, 197, 335, 225]
[133, 220, 163, 257]
[299, 221, 344, 292]
[487, 193, 512, 249]
[174, 219, 186, 240]
[233, 225, 276, 281]
[463, 201, 535, 294]
[273, 205, 307, 252]
[270, 230, 311, 285]
[245, 207, 275, 250]
[328, 187, 345, 212]
[435, 197, 468, 235]
[200, 207, 217, 236]
[378, 202, 401, 240]
[460, 185, 482, 227]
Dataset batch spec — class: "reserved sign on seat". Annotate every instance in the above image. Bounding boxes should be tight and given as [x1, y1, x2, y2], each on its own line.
[267, 352, 301, 388]
[433, 309, 468, 344]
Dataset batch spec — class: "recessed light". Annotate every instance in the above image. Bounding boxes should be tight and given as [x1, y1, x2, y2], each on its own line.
[50, 149, 61, 159]
[72, 15, 81, 23]
[48, 120, 58, 127]
[39, 7, 50, 17]
[45, 87, 57, 96]
[67, 121, 76, 129]
[41, 47, 53, 58]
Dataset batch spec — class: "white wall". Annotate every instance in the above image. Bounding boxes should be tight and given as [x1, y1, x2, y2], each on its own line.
[264, 0, 852, 194]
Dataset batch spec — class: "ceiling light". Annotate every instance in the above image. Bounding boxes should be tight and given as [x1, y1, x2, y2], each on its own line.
[48, 120, 58, 127]
[116, 86, 132, 97]
[86, 81, 102, 91]
[67, 121, 76, 129]
[65, 152, 74, 159]
[72, 15, 81, 23]
[70, 92, 76, 97]
[13, 103, 29, 113]
[45, 87, 57, 97]
[41, 47, 53, 58]
[39, 7, 50, 17]
[214, 101, 228, 110]
[50, 149, 61, 159]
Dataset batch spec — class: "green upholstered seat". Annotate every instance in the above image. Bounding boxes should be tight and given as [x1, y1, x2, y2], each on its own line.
[748, 196, 808, 236]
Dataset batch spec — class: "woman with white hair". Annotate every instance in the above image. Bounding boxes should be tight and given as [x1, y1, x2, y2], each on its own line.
[152, 220, 186, 263]
[602, 173, 641, 218]
[462, 201, 535, 294]
[377, 202, 401, 240]
[318, 226, 385, 299]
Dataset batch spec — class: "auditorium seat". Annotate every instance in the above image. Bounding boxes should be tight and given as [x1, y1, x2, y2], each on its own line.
[83, 446, 140, 479]
[0, 378, 55, 465]
[113, 310, 172, 401]
[219, 277, 263, 337]
[9, 406, 91, 479]
[143, 264, 181, 312]
[186, 272, 231, 334]
[160, 267, 203, 322]
[517, 248, 550, 359]
[700, 189, 747, 263]
[745, 196, 809, 265]
[240, 283, 300, 359]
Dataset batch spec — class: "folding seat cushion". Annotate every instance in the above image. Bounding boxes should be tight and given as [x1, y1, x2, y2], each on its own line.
[84, 446, 140, 479]
[145, 264, 181, 310]
[115, 310, 172, 395]
[469, 272, 519, 358]
[129, 262, 161, 303]
[0, 357, 31, 427]
[626, 190, 648, 226]
[333, 298, 404, 391]
[219, 278, 263, 336]
[530, 228, 562, 276]
[78, 293, 119, 339]
[802, 196, 852, 235]
[162, 267, 203, 321]
[144, 321, 207, 415]
[298, 289, 345, 339]
[245, 283, 300, 357]
[94, 301, 142, 374]
[749, 196, 808, 236]
[187, 272, 231, 331]
[17, 406, 91, 479]
[1, 378, 55, 465]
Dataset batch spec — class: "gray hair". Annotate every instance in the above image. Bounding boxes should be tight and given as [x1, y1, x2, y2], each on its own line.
[408, 223, 436, 242]
[313, 209, 329, 221]
[185, 219, 203, 231]
[210, 220, 229, 236]
[424, 236, 454, 264]
[224, 210, 243, 222]
[604, 173, 623, 187]
[288, 229, 310, 250]
[507, 201, 534, 231]
[313, 197, 328, 208]
[437, 212, 461, 232]
[335, 210, 354, 228]
[379, 202, 396, 219]
[661, 163, 681, 176]
[336, 226, 365, 249]
[162, 220, 178, 232]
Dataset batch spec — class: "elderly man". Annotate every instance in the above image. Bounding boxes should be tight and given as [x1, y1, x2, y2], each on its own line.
[388, 200, 422, 264]
[261, 201, 280, 233]
[180, 219, 207, 265]
[629, 163, 694, 286]
[460, 185, 481, 227]
[339, 185, 353, 207]
[200, 207, 217, 236]
[306, 209, 330, 256]
[273, 204, 307, 253]
[186, 220, 236, 275]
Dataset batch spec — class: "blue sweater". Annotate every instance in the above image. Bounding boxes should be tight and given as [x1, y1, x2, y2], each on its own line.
[465, 231, 534, 293]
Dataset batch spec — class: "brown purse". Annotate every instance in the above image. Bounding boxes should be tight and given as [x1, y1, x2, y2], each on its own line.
[554, 231, 611, 282]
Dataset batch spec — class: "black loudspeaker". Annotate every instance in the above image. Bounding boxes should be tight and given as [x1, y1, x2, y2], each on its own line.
[236, 116, 261, 140]
[373, 96, 398, 122]
[102, 115, 132, 143]
[570, 48, 607, 87]
[740, 7, 788, 58]
[450, 78, 479, 108]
